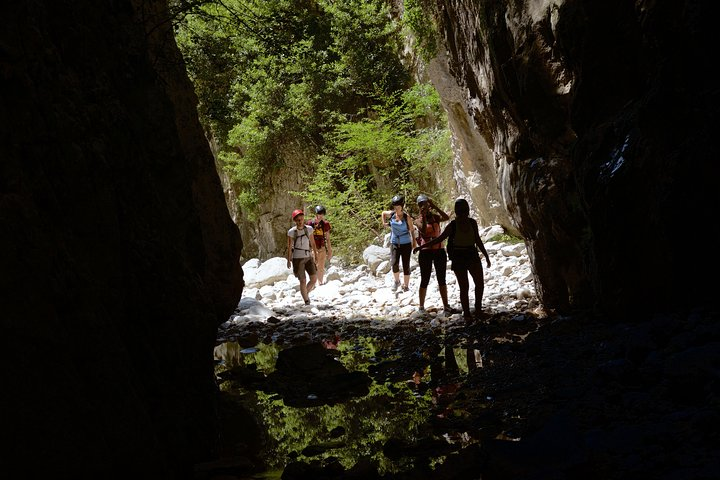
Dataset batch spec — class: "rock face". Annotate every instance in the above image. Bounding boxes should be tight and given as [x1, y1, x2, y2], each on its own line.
[1, 0, 243, 476]
[220, 144, 316, 261]
[426, 0, 718, 314]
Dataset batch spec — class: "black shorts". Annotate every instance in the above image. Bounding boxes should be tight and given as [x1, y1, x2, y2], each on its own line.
[451, 248, 481, 271]
[292, 257, 317, 277]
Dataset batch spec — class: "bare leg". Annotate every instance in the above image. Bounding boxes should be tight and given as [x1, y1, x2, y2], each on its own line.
[316, 249, 327, 285]
[455, 269, 471, 317]
[307, 273, 317, 294]
[418, 287, 427, 308]
[403, 274, 411, 290]
[468, 263, 485, 314]
[438, 285, 450, 309]
[298, 276, 309, 302]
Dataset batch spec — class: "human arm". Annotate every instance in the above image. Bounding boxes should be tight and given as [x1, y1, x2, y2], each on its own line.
[381, 210, 392, 227]
[309, 226, 320, 260]
[326, 226, 333, 259]
[408, 214, 417, 250]
[286, 233, 293, 268]
[414, 222, 451, 254]
[473, 220, 491, 268]
[428, 198, 450, 222]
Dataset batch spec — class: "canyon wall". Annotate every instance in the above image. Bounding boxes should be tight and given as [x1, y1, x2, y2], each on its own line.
[1, 0, 243, 475]
[426, 0, 718, 315]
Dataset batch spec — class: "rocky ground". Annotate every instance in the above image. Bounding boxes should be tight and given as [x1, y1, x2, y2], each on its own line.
[231, 225, 536, 327]
[209, 233, 719, 480]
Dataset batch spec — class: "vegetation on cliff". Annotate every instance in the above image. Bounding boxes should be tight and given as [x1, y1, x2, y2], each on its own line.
[171, 0, 451, 260]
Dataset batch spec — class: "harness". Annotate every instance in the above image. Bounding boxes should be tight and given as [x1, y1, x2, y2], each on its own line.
[293, 226, 313, 256]
[310, 219, 329, 253]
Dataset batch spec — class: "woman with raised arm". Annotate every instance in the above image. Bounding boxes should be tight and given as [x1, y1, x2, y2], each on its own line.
[414, 198, 491, 320]
[413, 194, 457, 314]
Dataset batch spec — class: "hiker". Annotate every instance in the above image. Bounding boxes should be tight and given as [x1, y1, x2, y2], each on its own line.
[287, 209, 319, 305]
[308, 205, 332, 285]
[414, 198, 491, 320]
[413, 194, 457, 314]
[381, 194, 416, 292]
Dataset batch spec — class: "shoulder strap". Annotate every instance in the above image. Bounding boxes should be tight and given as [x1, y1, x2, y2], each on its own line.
[391, 211, 408, 226]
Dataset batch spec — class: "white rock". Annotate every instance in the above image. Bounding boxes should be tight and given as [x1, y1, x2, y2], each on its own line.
[224, 235, 540, 323]
[376, 259, 392, 275]
[501, 244, 526, 257]
[480, 225, 505, 242]
[242, 258, 261, 269]
[363, 244, 390, 274]
[245, 257, 292, 288]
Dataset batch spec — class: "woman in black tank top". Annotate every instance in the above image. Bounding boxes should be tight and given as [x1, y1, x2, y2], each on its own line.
[414, 198, 491, 320]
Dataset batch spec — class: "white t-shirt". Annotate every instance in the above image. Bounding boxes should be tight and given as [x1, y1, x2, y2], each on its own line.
[288, 225, 314, 258]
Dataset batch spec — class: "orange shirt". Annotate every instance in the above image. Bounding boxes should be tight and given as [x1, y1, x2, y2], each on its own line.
[417, 213, 442, 250]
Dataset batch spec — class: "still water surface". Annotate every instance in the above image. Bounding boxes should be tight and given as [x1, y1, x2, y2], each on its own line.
[213, 333, 485, 478]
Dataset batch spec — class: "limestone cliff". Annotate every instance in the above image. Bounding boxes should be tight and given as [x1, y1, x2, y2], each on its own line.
[425, 0, 718, 314]
[1, 0, 243, 475]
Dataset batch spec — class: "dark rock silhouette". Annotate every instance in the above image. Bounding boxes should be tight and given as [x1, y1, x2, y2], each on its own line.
[430, 0, 719, 315]
[2, 0, 718, 478]
[1, 0, 243, 476]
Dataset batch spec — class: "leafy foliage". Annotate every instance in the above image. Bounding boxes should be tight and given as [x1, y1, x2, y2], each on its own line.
[403, 0, 440, 62]
[215, 337, 441, 475]
[303, 84, 453, 261]
[173, 0, 454, 260]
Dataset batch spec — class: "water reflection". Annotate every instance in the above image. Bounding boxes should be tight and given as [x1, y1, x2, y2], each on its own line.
[213, 333, 484, 477]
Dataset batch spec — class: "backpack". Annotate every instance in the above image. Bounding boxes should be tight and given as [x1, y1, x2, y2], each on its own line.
[309, 219, 328, 253]
[446, 219, 479, 261]
[292, 225, 312, 255]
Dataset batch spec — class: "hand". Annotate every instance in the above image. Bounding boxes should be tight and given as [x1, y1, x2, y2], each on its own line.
[413, 246, 421, 254]
[287, 260, 291, 269]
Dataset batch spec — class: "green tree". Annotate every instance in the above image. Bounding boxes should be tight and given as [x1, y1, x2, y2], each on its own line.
[173, 0, 453, 259]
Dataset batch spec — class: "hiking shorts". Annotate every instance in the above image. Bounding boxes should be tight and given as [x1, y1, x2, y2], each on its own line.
[292, 257, 317, 277]
[450, 248, 481, 272]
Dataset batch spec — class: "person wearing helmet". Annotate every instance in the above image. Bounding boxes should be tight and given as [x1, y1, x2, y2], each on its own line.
[414, 198, 491, 320]
[413, 195, 457, 314]
[381, 194, 416, 292]
[308, 205, 332, 285]
[287, 209, 319, 305]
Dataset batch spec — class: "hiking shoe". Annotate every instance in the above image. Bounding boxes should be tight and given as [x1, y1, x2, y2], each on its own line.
[402, 285, 409, 292]
[418, 306, 425, 313]
[443, 306, 460, 315]
[394, 281, 401, 291]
